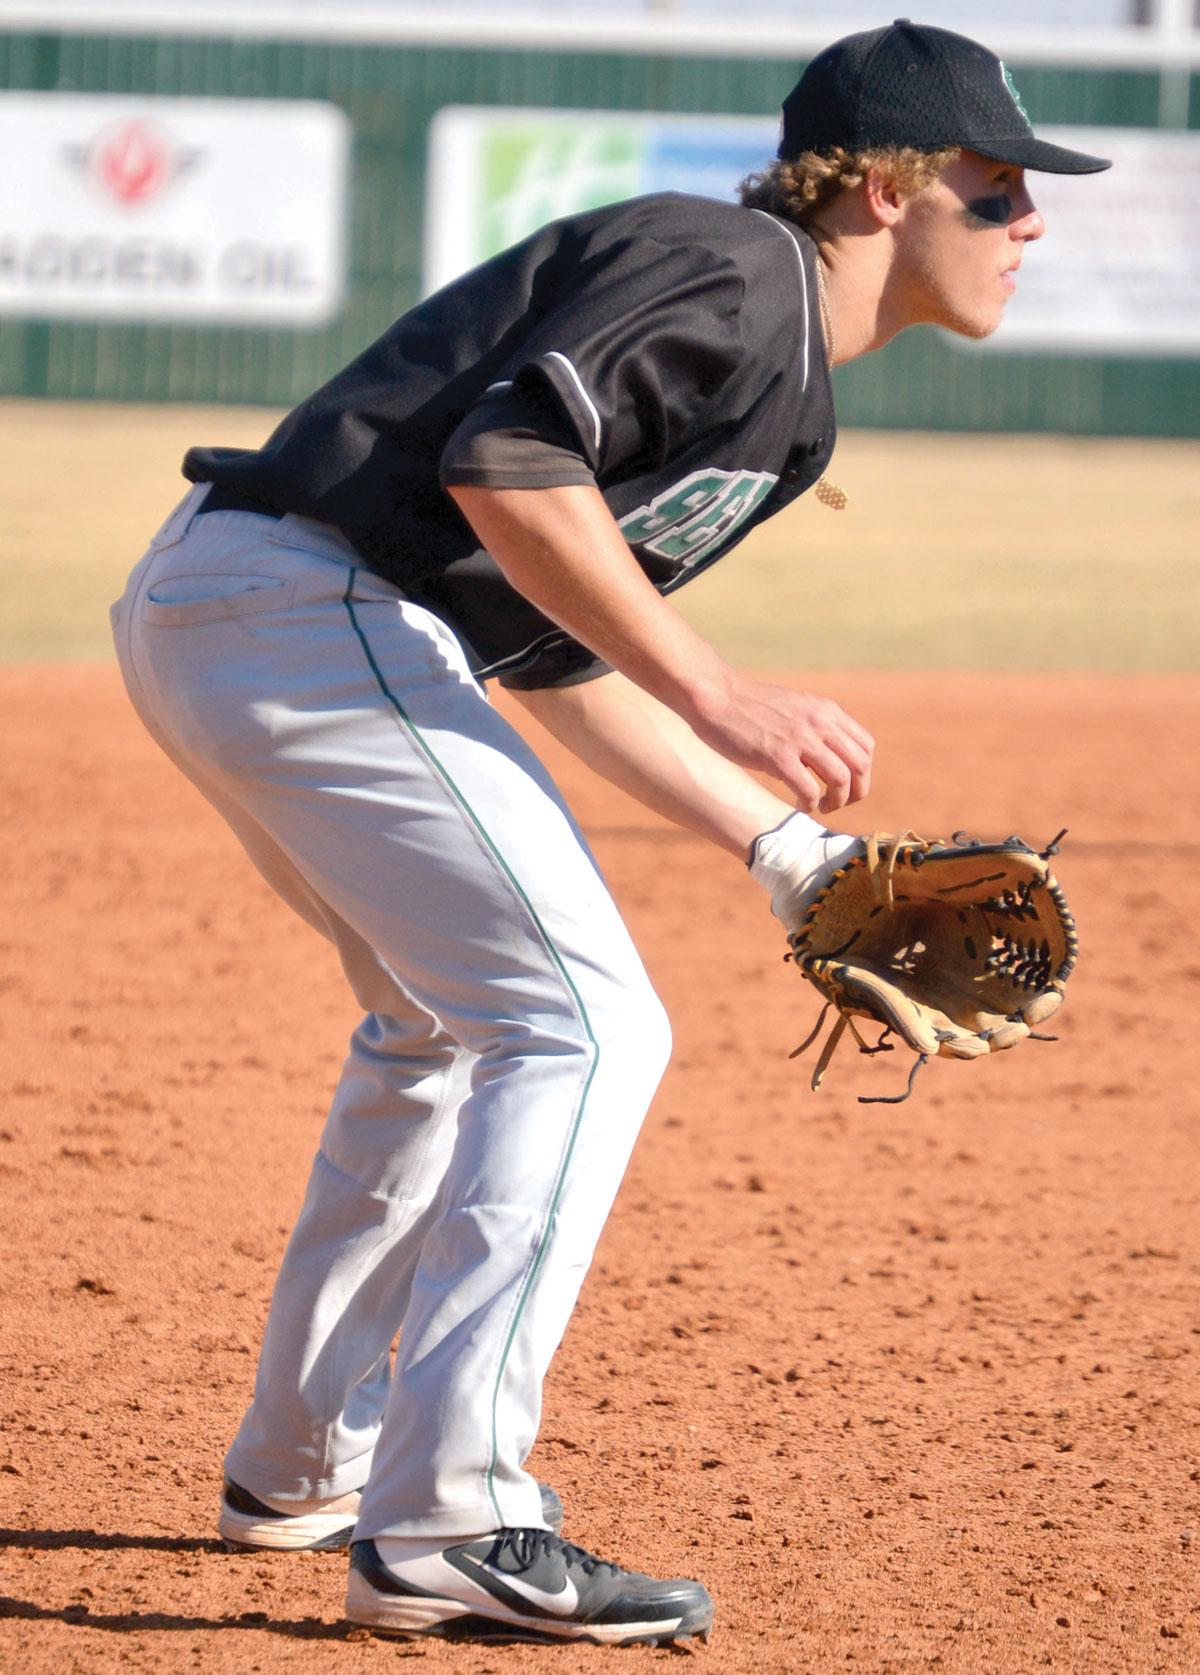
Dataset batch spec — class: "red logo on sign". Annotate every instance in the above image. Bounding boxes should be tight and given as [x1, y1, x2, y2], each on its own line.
[94, 118, 170, 204]
[65, 116, 202, 206]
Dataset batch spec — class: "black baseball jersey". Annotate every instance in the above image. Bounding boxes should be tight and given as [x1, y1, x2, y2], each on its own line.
[184, 192, 836, 689]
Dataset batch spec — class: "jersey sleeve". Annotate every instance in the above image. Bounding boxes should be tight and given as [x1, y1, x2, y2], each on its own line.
[439, 381, 596, 490]
[494, 240, 747, 479]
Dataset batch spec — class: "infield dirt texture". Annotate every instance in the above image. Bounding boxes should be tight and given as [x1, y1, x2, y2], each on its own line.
[1, 402, 1198, 1673]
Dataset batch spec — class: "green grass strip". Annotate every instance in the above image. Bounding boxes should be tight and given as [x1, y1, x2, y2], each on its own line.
[341, 569, 600, 1525]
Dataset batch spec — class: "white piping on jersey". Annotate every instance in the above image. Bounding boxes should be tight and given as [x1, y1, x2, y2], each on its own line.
[544, 351, 603, 458]
[474, 627, 572, 682]
[748, 209, 811, 394]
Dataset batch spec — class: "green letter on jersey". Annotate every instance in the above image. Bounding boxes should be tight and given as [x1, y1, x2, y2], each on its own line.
[619, 469, 777, 570]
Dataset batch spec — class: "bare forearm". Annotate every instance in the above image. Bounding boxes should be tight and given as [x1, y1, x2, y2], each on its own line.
[447, 481, 874, 812]
[448, 482, 729, 719]
[511, 674, 792, 860]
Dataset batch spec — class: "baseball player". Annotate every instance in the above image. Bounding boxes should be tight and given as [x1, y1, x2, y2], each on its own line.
[110, 21, 1108, 1647]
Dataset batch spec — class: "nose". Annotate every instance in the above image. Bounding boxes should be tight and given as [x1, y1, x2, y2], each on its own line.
[1011, 185, 1045, 243]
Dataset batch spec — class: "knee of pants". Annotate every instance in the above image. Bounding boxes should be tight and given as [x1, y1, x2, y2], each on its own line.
[641, 987, 673, 1083]
[593, 979, 673, 1100]
[482, 972, 671, 1115]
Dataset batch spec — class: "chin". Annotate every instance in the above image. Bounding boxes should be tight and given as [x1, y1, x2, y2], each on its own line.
[942, 308, 1004, 340]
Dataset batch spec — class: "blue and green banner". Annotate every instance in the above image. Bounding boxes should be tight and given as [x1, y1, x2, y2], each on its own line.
[424, 108, 774, 291]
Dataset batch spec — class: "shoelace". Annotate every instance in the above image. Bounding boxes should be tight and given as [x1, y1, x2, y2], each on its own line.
[500, 1527, 622, 1581]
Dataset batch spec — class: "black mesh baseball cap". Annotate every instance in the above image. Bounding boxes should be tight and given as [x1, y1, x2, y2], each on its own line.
[780, 19, 1111, 175]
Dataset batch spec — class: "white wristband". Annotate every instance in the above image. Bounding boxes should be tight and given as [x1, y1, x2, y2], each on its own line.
[748, 812, 860, 933]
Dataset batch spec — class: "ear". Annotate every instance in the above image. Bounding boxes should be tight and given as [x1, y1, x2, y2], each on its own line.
[863, 167, 906, 229]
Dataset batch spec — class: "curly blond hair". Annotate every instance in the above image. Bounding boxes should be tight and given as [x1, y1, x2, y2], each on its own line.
[738, 147, 960, 227]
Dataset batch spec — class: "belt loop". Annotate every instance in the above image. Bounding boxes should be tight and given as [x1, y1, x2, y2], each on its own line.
[149, 483, 207, 550]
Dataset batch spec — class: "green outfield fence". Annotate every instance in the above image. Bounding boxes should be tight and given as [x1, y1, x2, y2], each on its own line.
[3, 18, 1199, 435]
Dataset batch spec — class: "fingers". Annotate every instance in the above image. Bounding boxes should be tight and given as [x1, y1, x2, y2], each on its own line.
[775, 736, 866, 813]
[777, 760, 827, 813]
[837, 708, 875, 757]
[794, 739, 850, 811]
[698, 676, 874, 811]
[794, 700, 874, 811]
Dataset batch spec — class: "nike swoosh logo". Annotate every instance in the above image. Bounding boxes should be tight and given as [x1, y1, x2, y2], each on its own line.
[456, 1553, 580, 1617]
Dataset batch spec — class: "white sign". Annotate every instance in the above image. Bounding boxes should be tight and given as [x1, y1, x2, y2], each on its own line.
[0, 93, 350, 324]
[989, 127, 1200, 356]
[425, 107, 1200, 358]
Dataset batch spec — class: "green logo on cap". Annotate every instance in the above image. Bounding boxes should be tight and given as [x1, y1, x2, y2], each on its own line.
[1000, 62, 1031, 126]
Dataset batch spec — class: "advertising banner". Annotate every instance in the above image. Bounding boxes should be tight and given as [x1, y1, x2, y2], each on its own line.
[0, 93, 350, 324]
[425, 107, 1200, 357]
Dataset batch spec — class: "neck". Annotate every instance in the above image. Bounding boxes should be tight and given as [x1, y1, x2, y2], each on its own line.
[811, 222, 911, 366]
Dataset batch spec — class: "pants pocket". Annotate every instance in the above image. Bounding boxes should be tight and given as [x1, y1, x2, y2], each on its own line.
[142, 574, 296, 627]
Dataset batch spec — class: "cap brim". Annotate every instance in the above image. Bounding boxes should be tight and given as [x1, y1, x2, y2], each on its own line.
[968, 135, 1111, 175]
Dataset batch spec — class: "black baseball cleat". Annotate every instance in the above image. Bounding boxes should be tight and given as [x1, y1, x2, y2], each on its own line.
[220, 1478, 564, 1552]
[346, 1526, 713, 1646]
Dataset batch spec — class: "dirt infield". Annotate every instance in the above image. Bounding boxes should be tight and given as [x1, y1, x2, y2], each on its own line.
[2, 663, 1198, 1674]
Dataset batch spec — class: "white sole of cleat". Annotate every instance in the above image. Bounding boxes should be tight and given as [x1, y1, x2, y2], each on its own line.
[344, 1569, 702, 1646]
[219, 1505, 357, 1552]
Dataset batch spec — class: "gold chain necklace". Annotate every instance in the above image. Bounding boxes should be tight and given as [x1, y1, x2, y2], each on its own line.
[813, 257, 848, 512]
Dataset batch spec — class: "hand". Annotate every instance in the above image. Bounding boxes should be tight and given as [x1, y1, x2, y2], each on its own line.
[688, 673, 873, 813]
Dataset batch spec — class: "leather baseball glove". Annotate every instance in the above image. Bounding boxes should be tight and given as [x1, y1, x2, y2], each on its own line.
[786, 831, 1078, 1104]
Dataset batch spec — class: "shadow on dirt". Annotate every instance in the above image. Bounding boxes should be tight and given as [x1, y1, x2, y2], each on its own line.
[0, 1526, 354, 1639]
[0, 1527, 225, 1555]
[0, 1594, 351, 1639]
